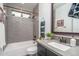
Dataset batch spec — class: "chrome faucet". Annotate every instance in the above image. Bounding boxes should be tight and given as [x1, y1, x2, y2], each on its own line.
[59, 37, 66, 43]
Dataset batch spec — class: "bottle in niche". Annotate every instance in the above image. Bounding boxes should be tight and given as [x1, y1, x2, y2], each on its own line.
[70, 36, 76, 47]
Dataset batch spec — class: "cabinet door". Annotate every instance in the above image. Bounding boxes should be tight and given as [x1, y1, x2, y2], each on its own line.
[37, 43, 58, 56]
[37, 43, 46, 56]
[46, 49, 57, 56]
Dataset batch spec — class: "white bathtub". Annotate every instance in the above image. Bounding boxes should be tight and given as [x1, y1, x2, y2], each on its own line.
[3, 40, 37, 56]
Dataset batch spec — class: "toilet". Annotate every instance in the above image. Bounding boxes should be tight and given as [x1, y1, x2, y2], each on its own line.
[26, 45, 37, 56]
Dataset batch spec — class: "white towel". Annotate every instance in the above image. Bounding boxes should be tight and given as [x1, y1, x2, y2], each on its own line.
[0, 22, 6, 48]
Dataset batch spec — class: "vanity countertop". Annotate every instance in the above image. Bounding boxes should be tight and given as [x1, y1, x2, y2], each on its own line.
[37, 39, 79, 56]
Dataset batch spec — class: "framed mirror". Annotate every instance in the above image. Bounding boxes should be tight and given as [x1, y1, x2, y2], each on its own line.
[52, 3, 79, 35]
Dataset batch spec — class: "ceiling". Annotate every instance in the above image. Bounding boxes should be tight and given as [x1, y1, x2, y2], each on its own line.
[4, 3, 38, 12]
[53, 3, 66, 9]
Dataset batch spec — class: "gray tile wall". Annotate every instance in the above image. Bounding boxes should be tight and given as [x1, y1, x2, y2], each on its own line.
[6, 15, 33, 44]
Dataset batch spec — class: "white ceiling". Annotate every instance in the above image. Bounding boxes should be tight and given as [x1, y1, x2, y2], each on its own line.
[4, 3, 38, 12]
[53, 3, 66, 9]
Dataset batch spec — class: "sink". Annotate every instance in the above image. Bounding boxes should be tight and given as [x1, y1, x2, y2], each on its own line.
[48, 42, 71, 51]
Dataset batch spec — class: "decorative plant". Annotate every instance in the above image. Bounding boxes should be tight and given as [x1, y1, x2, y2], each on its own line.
[46, 32, 54, 38]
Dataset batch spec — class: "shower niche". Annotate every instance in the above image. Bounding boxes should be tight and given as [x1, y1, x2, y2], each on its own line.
[40, 17, 45, 38]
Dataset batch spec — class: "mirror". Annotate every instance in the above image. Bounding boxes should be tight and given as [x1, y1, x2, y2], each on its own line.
[53, 3, 79, 33]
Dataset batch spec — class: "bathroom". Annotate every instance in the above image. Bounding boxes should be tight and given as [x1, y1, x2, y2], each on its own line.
[1, 3, 79, 56]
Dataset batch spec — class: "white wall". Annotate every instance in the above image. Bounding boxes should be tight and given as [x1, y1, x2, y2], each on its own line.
[39, 3, 51, 38]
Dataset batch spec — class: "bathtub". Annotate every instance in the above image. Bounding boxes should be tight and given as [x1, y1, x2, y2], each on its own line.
[2, 40, 37, 56]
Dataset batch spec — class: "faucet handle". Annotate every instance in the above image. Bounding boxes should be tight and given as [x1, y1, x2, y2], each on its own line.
[59, 37, 67, 43]
[59, 37, 63, 42]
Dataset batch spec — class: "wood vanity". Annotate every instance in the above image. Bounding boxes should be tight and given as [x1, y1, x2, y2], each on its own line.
[37, 39, 79, 56]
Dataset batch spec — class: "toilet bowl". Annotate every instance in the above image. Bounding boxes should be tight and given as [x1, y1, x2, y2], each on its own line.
[26, 46, 37, 55]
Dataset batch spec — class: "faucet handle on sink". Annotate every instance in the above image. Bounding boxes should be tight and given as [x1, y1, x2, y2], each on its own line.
[59, 37, 67, 43]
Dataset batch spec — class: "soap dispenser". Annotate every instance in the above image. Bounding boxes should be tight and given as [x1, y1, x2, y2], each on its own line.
[70, 36, 76, 47]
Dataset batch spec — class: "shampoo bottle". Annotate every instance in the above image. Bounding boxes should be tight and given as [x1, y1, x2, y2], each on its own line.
[70, 36, 76, 47]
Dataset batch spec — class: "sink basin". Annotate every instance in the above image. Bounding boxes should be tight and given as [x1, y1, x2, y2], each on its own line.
[48, 42, 71, 51]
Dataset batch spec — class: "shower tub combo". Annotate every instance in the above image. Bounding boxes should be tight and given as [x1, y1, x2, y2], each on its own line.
[2, 40, 37, 56]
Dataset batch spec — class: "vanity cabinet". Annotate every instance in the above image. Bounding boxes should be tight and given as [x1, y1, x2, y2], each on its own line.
[37, 43, 46, 56]
[46, 49, 57, 56]
[37, 43, 58, 56]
